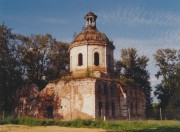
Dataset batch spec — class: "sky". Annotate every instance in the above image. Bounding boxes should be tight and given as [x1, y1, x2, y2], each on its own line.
[1, 0, 180, 102]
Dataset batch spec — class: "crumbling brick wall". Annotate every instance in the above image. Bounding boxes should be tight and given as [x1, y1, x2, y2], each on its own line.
[15, 84, 56, 119]
[15, 78, 145, 120]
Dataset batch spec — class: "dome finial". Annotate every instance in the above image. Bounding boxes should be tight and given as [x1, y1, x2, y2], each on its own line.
[84, 12, 97, 29]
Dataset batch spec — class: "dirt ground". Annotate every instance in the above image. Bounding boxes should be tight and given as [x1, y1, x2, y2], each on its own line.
[0, 125, 106, 132]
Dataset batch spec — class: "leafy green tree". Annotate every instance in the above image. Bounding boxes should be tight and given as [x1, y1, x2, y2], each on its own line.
[0, 23, 69, 113]
[115, 48, 152, 117]
[154, 49, 180, 119]
[0, 24, 23, 112]
[114, 59, 122, 79]
[46, 41, 69, 80]
[19, 34, 69, 89]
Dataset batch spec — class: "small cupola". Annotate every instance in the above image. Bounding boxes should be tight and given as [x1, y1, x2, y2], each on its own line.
[84, 12, 97, 29]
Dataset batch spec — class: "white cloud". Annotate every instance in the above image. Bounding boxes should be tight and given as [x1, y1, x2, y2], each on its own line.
[97, 6, 180, 27]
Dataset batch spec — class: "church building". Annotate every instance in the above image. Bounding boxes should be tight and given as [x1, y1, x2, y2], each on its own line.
[15, 12, 145, 120]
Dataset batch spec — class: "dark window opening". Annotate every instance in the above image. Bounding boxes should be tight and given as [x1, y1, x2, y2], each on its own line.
[130, 91, 133, 96]
[98, 84, 101, 94]
[125, 90, 127, 95]
[104, 84, 108, 95]
[98, 102, 102, 117]
[131, 103, 133, 109]
[78, 53, 83, 66]
[110, 87, 113, 96]
[112, 102, 115, 117]
[94, 52, 99, 66]
[90, 17, 93, 23]
[108, 54, 111, 66]
[46, 106, 53, 118]
[105, 102, 109, 116]
[111, 87, 116, 96]
[130, 103, 133, 114]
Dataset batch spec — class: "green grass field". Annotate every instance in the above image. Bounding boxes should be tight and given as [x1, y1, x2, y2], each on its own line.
[0, 117, 180, 132]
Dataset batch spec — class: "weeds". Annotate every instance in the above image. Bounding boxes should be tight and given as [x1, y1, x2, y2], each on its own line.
[0, 117, 180, 131]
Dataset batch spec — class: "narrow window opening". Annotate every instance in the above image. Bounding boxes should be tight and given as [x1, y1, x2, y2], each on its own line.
[112, 102, 115, 117]
[94, 52, 99, 66]
[98, 84, 101, 94]
[130, 103, 133, 115]
[130, 91, 133, 96]
[98, 102, 102, 117]
[105, 102, 109, 116]
[108, 54, 111, 66]
[111, 87, 113, 96]
[104, 84, 108, 95]
[78, 53, 83, 66]
[90, 17, 93, 23]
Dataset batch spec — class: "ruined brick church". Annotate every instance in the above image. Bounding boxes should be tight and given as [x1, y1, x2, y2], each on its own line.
[15, 12, 145, 120]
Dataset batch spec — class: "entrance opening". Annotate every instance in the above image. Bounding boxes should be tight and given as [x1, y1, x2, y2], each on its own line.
[94, 52, 99, 66]
[46, 106, 53, 118]
[78, 53, 83, 66]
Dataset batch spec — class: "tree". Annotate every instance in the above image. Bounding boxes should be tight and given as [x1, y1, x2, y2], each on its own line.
[46, 41, 69, 80]
[19, 34, 69, 89]
[0, 23, 69, 113]
[0, 24, 23, 112]
[154, 48, 180, 119]
[115, 48, 152, 117]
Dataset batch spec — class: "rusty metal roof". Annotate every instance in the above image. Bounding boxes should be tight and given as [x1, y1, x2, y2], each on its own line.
[70, 28, 115, 50]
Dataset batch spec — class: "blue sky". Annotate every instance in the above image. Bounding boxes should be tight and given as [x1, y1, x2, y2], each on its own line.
[1, 0, 180, 102]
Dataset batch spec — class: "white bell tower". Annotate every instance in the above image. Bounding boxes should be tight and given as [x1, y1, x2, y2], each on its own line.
[69, 12, 115, 77]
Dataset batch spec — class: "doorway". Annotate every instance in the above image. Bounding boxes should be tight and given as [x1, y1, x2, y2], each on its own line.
[46, 106, 53, 118]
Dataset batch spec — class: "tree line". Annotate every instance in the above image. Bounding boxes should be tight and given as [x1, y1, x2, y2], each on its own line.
[0, 23, 179, 119]
[0, 24, 69, 113]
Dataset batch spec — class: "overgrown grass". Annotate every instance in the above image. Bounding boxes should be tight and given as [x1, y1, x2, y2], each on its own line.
[0, 117, 180, 131]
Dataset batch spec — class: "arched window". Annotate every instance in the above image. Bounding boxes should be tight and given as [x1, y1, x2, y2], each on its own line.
[78, 53, 83, 66]
[94, 52, 99, 66]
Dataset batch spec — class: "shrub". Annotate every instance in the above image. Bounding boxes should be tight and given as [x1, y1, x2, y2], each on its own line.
[1, 117, 180, 131]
